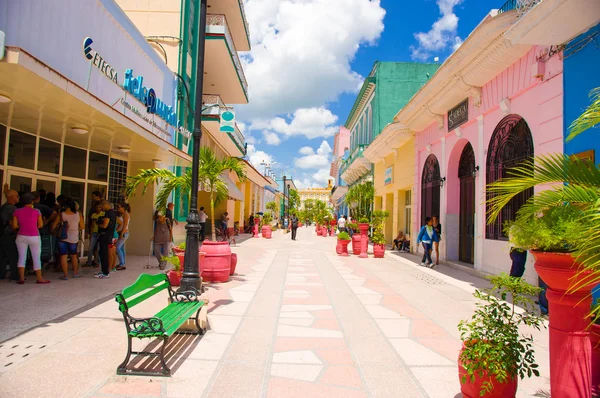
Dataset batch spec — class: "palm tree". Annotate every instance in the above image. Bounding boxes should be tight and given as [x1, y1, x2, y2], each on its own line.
[344, 181, 374, 219]
[125, 147, 246, 241]
[486, 87, 600, 313]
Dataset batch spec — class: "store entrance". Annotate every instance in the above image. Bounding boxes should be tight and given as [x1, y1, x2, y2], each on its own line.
[7, 171, 59, 197]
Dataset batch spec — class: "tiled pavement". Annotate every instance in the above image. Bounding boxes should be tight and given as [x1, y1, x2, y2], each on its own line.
[0, 227, 551, 397]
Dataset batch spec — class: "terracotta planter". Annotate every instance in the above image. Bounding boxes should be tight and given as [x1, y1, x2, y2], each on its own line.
[172, 247, 185, 255]
[330, 226, 335, 236]
[373, 243, 385, 258]
[533, 251, 594, 398]
[358, 223, 369, 258]
[253, 218, 260, 238]
[262, 225, 272, 239]
[336, 240, 342, 255]
[176, 250, 205, 274]
[298, 222, 303, 228]
[351, 234, 361, 255]
[230, 253, 238, 276]
[316, 225, 322, 236]
[321, 226, 328, 236]
[338, 239, 351, 257]
[201, 241, 232, 283]
[167, 270, 182, 286]
[458, 344, 518, 398]
[591, 324, 600, 397]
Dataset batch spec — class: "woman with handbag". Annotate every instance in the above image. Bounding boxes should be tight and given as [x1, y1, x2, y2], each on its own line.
[52, 199, 84, 280]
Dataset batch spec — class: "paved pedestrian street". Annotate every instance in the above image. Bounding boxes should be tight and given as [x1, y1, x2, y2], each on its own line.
[0, 227, 550, 398]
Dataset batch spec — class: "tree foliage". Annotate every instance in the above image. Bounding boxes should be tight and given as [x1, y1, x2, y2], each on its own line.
[344, 181, 374, 219]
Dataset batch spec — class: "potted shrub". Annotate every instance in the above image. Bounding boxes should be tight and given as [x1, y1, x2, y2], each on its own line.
[262, 212, 273, 239]
[164, 255, 182, 286]
[347, 222, 361, 255]
[372, 232, 386, 258]
[458, 273, 545, 397]
[591, 297, 600, 397]
[358, 217, 370, 258]
[173, 242, 185, 254]
[337, 231, 351, 256]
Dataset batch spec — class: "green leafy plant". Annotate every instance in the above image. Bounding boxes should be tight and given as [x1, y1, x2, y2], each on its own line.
[372, 232, 386, 245]
[178, 242, 186, 250]
[359, 217, 369, 224]
[503, 205, 586, 253]
[344, 181, 374, 219]
[262, 212, 273, 226]
[347, 222, 358, 232]
[458, 273, 545, 396]
[161, 255, 181, 272]
[338, 231, 350, 240]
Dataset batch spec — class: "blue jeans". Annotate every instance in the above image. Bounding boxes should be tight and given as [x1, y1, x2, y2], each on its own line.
[87, 233, 99, 264]
[116, 232, 129, 266]
[421, 242, 433, 264]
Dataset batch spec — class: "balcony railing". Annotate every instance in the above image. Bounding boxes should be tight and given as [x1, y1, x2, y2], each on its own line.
[206, 14, 248, 96]
[237, 0, 250, 42]
[339, 145, 367, 176]
[202, 94, 246, 155]
[230, 123, 246, 154]
[498, 0, 542, 18]
[498, 0, 517, 13]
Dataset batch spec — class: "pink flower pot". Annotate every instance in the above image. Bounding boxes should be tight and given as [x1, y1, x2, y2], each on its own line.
[167, 270, 182, 286]
[338, 239, 351, 256]
[230, 253, 238, 276]
[373, 243, 385, 258]
[351, 234, 361, 255]
[201, 241, 231, 283]
[262, 225, 272, 239]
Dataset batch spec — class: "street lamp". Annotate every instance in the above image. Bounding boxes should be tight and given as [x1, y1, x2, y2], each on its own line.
[180, 0, 208, 294]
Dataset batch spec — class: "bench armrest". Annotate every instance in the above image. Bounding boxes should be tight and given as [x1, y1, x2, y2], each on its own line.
[169, 289, 200, 303]
[128, 316, 166, 335]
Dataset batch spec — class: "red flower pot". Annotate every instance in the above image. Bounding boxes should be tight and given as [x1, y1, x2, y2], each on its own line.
[358, 223, 369, 258]
[253, 218, 260, 238]
[176, 250, 206, 274]
[298, 222, 303, 227]
[373, 243, 385, 258]
[172, 247, 185, 255]
[230, 253, 238, 276]
[533, 251, 594, 398]
[351, 234, 361, 255]
[329, 226, 335, 236]
[458, 343, 518, 398]
[167, 270, 182, 286]
[338, 239, 351, 257]
[262, 225, 272, 239]
[316, 225, 322, 236]
[591, 324, 600, 397]
[336, 240, 342, 254]
[321, 226, 328, 236]
[201, 241, 232, 283]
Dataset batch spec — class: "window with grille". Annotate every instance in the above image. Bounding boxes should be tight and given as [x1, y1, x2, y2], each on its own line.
[485, 115, 534, 240]
[109, 158, 128, 205]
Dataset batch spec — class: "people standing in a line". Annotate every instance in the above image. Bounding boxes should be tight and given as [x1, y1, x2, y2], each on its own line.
[33, 191, 57, 234]
[432, 215, 442, 265]
[95, 200, 116, 279]
[44, 192, 58, 211]
[12, 193, 50, 284]
[52, 199, 85, 280]
[0, 190, 19, 281]
[291, 213, 299, 241]
[86, 203, 104, 267]
[199, 206, 207, 241]
[115, 203, 130, 270]
[337, 215, 347, 233]
[417, 217, 439, 268]
[152, 213, 172, 269]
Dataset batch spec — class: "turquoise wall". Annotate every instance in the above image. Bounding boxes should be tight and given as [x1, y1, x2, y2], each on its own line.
[373, 62, 440, 139]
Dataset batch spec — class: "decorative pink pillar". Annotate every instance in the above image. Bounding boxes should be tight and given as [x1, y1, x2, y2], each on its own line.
[358, 223, 369, 258]
[253, 217, 260, 238]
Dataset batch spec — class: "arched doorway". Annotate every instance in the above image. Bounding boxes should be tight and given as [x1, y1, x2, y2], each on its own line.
[486, 115, 534, 239]
[458, 143, 476, 263]
[421, 154, 441, 225]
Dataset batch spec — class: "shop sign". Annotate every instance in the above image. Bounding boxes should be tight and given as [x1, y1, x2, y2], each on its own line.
[448, 98, 469, 131]
[123, 69, 178, 126]
[219, 110, 236, 133]
[83, 37, 118, 84]
[384, 166, 393, 186]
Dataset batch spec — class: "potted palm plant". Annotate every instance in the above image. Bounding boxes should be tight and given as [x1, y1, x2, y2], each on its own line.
[337, 231, 351, 256]
[125, 147, 246, 283]
[592, 297, 600, 397]
[164, 255, 182, 286]
[458, 273, 545, 397]
[372, 210, 389, 258]
[261, 212, 273, 239]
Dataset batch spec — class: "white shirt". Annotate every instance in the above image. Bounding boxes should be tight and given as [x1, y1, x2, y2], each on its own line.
[199, 211, 207, 223]
[338, 218, 346, 228]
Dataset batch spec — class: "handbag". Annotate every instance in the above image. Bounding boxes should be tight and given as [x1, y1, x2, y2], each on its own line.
[59, 218, 69, 241]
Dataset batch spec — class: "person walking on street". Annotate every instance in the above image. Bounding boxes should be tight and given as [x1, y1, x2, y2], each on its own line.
[432, 215, 442, 265]
[152, 213, 172, 269]
[52, 199, 85, 280]
[337, 215, 347, 233]
[12, 193, 51, 284]
[95, 200, 116, 279]
[291, 213, 299, 240]
[115, 203, 130, 270]
[199, 206, 207, 241]
[417, 217, 439, 268]
[0, 190, 19, 281]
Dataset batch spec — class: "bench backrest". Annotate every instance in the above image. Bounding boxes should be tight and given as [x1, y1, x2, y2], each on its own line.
[116, 273, 169, 312]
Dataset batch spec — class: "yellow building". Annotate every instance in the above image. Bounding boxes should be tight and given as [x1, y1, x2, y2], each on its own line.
[298, 181, 333, 209]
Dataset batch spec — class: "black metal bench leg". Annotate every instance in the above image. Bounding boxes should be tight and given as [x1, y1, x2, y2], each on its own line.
[194, 309, 204, 335]
[117, 336, 133, 375]
[160, 337, 171, 376]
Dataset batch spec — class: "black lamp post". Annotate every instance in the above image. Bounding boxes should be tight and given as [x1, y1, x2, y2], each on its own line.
[287, 183, 291, 223]
[180, 0, 208, 294]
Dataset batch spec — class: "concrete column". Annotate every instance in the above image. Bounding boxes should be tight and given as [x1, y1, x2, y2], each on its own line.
[127, 161, 157, 255]
[440, 137, 447, 261]
[475, 115, 485, 270]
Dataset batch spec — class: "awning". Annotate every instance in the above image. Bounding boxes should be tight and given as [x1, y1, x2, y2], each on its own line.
[198, 173, 245, 201]
[265, 186, 278, 194]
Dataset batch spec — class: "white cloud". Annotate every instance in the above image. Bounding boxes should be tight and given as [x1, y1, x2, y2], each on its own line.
[262, 131, 281, 145]
[294, 140, 332, 169]
[295, 169, 334, 189]
[238, 0, 386, 120]
[250, 107, 339, 140]
[410, 0, 463, 62]
[246, 144, 275, 170]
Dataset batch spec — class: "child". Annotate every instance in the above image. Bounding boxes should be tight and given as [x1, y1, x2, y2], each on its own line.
[416, 217, 439, 268]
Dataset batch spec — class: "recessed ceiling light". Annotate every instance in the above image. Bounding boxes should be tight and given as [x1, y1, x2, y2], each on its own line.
[118, 146, 131, 153]
[0, 94, 12, 103]
[152, 158, 161, 162]
[71, 127, 89, 135]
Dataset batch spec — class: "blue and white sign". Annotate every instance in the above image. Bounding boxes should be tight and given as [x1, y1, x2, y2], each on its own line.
[384, 166, 393, 186]
[220, 110, 236, 133]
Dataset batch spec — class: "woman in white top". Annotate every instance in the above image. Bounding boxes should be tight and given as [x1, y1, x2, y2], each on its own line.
[52, 199, 85, 280]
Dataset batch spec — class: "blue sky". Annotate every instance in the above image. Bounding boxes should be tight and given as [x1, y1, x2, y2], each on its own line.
[239, 0, 500, 188]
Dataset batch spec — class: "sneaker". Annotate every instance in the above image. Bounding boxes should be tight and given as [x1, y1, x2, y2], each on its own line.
[420, 262, 425, 267]
[428, 263, 435, 268]
[94, 273, 110, 279]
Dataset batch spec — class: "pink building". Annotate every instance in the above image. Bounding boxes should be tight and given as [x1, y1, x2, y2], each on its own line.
[330, 127, 351, 215]
[367, 8, 566, 284]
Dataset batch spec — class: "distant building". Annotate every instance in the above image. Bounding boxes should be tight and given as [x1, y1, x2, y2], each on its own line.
[298, 181, 333, 209]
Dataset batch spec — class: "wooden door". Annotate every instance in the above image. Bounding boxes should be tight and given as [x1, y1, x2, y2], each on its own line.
[459, 176, 475, 263]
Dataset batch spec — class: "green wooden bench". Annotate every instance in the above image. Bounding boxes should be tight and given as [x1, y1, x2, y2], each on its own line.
[115, 273, 206, 376]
